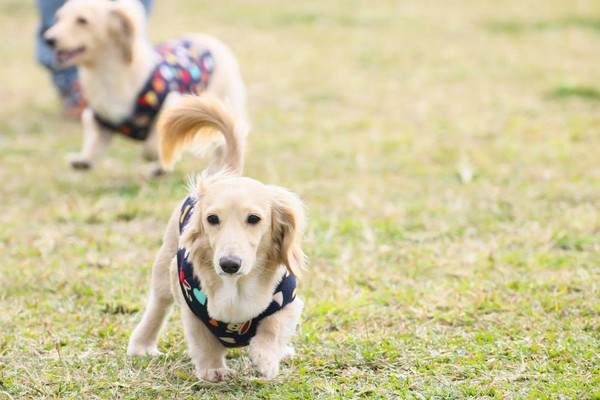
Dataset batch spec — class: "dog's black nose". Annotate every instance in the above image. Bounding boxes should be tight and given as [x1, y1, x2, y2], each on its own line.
[45, 37, 57, 48]
[219, 256, 242, 274]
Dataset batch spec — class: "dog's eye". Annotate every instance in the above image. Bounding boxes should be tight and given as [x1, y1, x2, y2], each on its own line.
[76, 16, 88, 25]
[247, 214, 261, 225]
[207, 215, 220, 225]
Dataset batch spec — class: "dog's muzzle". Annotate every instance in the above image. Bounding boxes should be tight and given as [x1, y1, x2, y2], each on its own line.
[45, 36, 57, 48]
[219, 256, 242, 274]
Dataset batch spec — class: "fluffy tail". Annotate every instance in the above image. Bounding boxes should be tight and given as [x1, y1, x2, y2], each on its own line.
[158, 95, 247, 174]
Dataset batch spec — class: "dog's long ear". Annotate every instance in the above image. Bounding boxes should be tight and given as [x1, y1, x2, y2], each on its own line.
[270, 186, 306, 277]
[180, 171, 229, 246]
[108, 8, 134, 63]
[179, 194, 204, 247]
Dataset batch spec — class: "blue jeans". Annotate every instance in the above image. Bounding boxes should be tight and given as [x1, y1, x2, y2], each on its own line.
[37, 0, 153, 100]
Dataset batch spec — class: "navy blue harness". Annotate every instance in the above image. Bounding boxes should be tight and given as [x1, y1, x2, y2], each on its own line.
[94, 38, 215, 141]
[176, 197, 298, 348]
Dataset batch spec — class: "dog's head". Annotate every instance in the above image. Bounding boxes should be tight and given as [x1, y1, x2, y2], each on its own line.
[43, 0, 145, 67]
[181, 173, 306, 279]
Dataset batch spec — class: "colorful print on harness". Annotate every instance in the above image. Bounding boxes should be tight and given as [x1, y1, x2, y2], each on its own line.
[94, 39, 215, 141]
[176, 196, 298, 348]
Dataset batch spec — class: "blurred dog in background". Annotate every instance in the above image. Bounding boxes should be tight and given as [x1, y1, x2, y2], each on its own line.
[44, 0, 246, 175]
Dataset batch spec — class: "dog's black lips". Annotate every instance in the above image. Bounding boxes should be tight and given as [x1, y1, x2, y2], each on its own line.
[55, 46, 85, 64]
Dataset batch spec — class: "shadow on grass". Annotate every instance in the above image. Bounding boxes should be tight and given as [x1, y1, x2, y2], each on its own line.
[546, 85, 600, 101]
[486, 16, 600, 34]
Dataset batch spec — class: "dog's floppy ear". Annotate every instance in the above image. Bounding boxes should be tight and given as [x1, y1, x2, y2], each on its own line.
[179, 195, 203, 246]
[108, 8, 134, 63]
[179, 171, 229, 246]
[179, 174, 213, 246]
[270, 186, 306, 277]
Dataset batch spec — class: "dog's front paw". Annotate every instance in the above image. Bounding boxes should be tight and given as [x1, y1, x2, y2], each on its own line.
[250, 348, 280, 379]
[148, 162, 169, 178]
[282, 345, 295, 360]
[127, 340, 161, 356]
[196, 367, 236, 382]
[69, 154, 93, 170]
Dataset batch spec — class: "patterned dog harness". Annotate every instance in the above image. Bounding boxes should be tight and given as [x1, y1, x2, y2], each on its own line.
[177, 197, 298, 348]
[94, 38, 215, 141]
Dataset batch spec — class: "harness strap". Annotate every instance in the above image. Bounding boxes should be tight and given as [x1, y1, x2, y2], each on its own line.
[93, 40, 214, 141]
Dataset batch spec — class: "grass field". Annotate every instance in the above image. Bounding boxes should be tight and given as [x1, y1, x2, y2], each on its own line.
[1, 0, 600, 398]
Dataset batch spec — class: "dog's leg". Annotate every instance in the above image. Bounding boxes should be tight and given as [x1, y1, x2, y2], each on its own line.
[180, 305, 235, 382]
[144, 126, 166, 177]
[126, 262, 174, 355]
[142, 127, 159, 162]
[70, 108, 112, 169]
[128, 208, 180, 356]
[147, 93, 183, 177]
[249, 298, 304, 379]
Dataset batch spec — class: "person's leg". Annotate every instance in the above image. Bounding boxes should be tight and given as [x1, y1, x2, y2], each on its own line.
[37, 0, 78, 94]
[36, 0, 83, 118]
[140, 0, 154, 14]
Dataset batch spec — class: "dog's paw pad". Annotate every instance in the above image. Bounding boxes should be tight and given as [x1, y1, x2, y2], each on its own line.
[197, 367, 236, 382]
[250, 350, 280, 379]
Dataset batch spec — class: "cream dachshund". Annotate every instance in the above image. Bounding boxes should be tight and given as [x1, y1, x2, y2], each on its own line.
[44, 0, 246, 175]
[127, 96, 306, 382]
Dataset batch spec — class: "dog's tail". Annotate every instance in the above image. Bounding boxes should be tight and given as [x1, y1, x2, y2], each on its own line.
[158, 95, 247, 174]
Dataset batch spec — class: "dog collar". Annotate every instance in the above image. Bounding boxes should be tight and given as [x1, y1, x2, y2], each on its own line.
[176, 196, 297, 348]
[94, 39, 215, 140]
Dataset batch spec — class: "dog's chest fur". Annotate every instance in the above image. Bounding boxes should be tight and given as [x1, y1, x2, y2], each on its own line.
[79, 45, 156, 122]
[83, 75, 139, 121]
[206, 275, 279, 323]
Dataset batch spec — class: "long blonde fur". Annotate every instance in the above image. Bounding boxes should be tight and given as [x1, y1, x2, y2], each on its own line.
[158, 95, 248, 174]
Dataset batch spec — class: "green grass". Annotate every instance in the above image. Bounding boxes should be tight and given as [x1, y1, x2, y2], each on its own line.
[486, 16, 600, 34]
[1, 0, 600, 398]
[547, 85, 600, 101]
